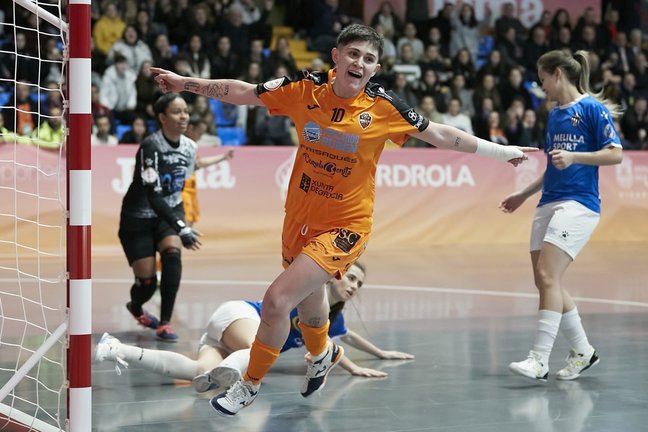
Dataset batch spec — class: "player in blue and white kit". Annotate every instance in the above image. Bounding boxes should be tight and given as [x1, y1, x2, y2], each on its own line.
[499, 50, 623, 381]
[95, 262, 414, 391]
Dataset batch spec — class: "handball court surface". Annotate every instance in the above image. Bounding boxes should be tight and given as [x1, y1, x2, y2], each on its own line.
[88, 243, 648, 432]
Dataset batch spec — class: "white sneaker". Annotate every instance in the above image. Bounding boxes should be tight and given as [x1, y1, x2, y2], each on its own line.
[556, 347, 599, 380]
[301, 341, 344, 397]
[192, 365, 241, 393]
[94, 332, 128, 375]
[209, 379, 259, 416]
[509, 351, 549, 381]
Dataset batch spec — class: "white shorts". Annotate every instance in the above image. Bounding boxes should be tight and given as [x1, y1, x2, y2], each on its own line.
[198, 301, 260, 354]
[530, 200, 599, 260]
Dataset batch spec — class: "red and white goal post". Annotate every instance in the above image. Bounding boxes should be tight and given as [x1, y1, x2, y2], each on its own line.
[0, 0, 91, 431]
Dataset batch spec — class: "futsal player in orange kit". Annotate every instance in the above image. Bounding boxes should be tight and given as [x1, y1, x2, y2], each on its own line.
[151, 24, 538, 416]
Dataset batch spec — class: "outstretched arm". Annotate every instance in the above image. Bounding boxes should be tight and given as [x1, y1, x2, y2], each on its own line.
[499, 171, 545, 213]
[195, 149, 234, 169]
[410, 122, 538, 165]
[340, 330, 414, 360]
[150, 67, 264, 107]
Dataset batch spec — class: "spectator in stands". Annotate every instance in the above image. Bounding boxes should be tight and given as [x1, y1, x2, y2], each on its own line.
[627, 29, 646, 59]
[391, 72, 418, 108]
[107, 25, 153, 74]
[100, 53, 138, 124]
[619, 72, 640, 111]
[523, 25, 550, 82]
[187, 115, 221, 147]
[136, 60, 162, 120]
[91, 114, 118, 146]
[183, 34, 211, 80]
[120, 115, 150, 145]
[31, 105, 64, 150]
[446, 74, 474, 117]
[478, 49, 508, 86]
[397, 22, 424, 62]
[518, 109, 543, 148]
[597, 7, 620, 55]
[536, 10, 553, 41]
[552, 26, 574, 52]
[151, 33, 175, 72]
[134, 9, 163, 48]
[631, 52, 648, 94]
[240, 62, 263, 84]
[396, 42, 418, 67]
[191, 95, 218, 136]
[3, 82, 39, 137]
[189, 4, 219, 51]
[93, 2, 126, 58]
[229, 0, 273, 45]
[449, 2, 486, 65]
[573, 7, 597, 46]
[370, 1, 403, 42]
[442, 97, 473, 134]
[428, 2, 453, 52]
[494, 1, 527, 45]
[503, 97, 525, 144]
[621, 96, 648, 149]
[486, 111, 508, 145]
[423, 26, 448, 58]
[500, 66, 532, 111]
[41, 37, 64, 86]
[10, 32, 40, 85]
[222, 6, 251, 58]
[418, 44, 450, 80]
[412, 68, 449, 113]
[308, 0, 345, 63]
[451, 48, 476, 89]
[606, 31, 634, 76]
[473, 73, 502, 115]
[244, 40, 268, 80]
[164, 0, 192, 47]
[473, 96, 495, 139]
[266, 36, 298, 78]
[211, 36, 243, 80]
[374, 24, 397, 62]
[574, 24, 598, 54]
[497, 24, 523, 69]
[91, 83, 112, 120]
[550, 9, 572, 43]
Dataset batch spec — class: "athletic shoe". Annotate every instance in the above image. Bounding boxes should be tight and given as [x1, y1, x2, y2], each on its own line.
[156, 322, 178, 342]
[94, 332, 129, 375]
[126, 302, 159, 330]
[301, 341, 344, 397]
[509, 351, 549, 381]
[192, 365, 241, 393]
[209, 379, 260, 416]
[556, 348, 599, 380]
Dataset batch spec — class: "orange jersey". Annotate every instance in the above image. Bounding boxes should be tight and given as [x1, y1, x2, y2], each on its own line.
[258, 70, 428, 231]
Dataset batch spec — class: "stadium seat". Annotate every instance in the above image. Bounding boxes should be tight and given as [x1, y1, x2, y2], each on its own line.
[209, 99, 237, 127]
[0, 91, 11, 110]
[116, 124, 131, 141]
[217, 127, 246, 146]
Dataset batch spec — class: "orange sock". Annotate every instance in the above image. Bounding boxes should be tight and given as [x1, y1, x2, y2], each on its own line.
[298, 320, 330, 356]
[243, 337, 281, 384]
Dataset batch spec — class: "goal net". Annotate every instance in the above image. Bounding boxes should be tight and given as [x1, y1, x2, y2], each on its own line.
[0, 1, 91, 431]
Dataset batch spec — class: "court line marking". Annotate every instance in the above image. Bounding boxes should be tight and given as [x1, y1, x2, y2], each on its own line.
[87, 278, 648, 309]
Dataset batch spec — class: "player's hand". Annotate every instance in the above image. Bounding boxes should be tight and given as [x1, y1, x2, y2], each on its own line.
[179, 227, 201, 250]
[549, 149, 574, 170]
[224, 149, 234, 160]
[499, 192, 526, 213]
[150, 67, 185, 93]
[378, 350, 415, 360]
[508, 146, 540, 167]
[349, 366, 388, 378]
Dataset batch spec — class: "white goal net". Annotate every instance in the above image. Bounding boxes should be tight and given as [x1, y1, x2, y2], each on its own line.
[0, 1, 68, 431]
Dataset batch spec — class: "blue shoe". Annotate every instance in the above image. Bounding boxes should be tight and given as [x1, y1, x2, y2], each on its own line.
[126, 302, 159, 330]
[156, 322, 178, 342]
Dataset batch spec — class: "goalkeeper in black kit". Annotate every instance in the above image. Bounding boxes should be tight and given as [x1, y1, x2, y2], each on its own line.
[118, 93, 201, 342]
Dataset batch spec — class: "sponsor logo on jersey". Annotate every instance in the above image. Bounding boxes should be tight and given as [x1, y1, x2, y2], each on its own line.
[299, 173, 343, 200]
[299, 144, 358, 164]
[141, 167, 158, 184]
[570, 113, 582, 127]
[303, 122, 322, 143]
[263, 77, 285, 91]
[358, 112, 372, 129]
[332, 228, 361, 253]
[303, 153, 353, 177]
[321, 128, 359, 153]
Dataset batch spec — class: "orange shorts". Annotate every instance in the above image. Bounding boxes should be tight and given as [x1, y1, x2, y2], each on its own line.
[182, 183, 200, 224]
[281, 215, 369, 279]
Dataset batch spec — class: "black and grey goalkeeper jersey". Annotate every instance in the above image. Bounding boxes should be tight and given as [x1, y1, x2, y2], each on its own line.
[121, 130, 197, 219]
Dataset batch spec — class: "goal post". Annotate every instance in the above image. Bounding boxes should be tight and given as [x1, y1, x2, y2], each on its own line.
[0, 0, 92, 431]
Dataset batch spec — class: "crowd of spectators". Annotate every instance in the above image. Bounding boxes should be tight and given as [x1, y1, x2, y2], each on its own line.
[0, 0, 647, 150]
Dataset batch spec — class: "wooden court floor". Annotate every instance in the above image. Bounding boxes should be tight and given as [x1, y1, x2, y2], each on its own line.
[2, 242, 647, 431]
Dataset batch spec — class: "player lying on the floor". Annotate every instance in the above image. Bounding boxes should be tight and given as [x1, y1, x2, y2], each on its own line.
[95, 261, 414, 392]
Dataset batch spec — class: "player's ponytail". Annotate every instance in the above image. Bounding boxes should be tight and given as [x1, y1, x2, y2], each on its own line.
[537, 50, 623, 118]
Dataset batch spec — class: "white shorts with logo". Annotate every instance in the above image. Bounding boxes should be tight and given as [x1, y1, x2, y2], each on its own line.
[198, 301, 261, 354]
[530, 200, 600, 260]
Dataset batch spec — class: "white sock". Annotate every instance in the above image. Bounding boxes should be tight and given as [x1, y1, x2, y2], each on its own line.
[116, 342, 198, 380]
[560, 307, 592, 354]
[218, 348, 250, 375]
[532, 310, 562, 364]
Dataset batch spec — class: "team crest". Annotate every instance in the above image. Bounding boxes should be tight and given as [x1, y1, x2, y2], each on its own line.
[358, 112, 372, 129]
[570, 113, 582, 127]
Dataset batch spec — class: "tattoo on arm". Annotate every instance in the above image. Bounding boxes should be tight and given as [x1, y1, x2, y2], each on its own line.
[184, 82, 200, 93]
[203, 83, 229, 99]
[454, 136, 461, 147]
[307, 318, 323, 327]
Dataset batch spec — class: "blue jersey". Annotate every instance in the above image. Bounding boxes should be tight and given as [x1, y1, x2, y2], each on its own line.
[244, 301, 348, 353]
[539, 95, 621, 213]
